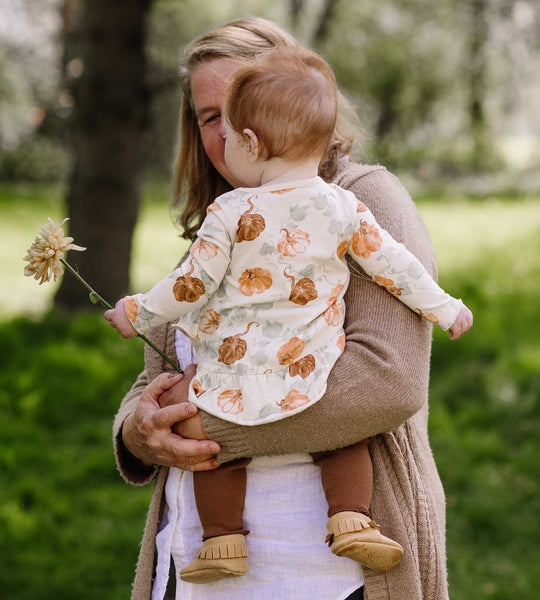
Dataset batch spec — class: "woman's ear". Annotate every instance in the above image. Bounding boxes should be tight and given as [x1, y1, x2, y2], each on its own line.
[242, 128, 260, 161]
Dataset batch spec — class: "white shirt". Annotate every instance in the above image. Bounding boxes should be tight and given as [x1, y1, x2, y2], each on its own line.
[150, 333, 364, 600]
[153, 457, 364, 600]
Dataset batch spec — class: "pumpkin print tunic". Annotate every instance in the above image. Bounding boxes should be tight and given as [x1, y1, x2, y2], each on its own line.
[127, 177, 462, 425]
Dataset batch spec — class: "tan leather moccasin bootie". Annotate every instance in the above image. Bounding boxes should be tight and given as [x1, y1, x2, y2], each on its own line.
[326, 511, 403, 572]
[179, 534, 248, 584]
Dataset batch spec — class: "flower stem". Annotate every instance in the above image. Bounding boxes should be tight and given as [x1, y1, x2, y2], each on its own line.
[60, 258, 113, 309]
[60, 258, 183, 374]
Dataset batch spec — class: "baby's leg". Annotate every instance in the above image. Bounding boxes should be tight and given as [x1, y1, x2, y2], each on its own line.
[312, 439, 372, 516]
[194, 457, 252, 539]
[180, 457, 252, 584]
[312, 441, 403, 572]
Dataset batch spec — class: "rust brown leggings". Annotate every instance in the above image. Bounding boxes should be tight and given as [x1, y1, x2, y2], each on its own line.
[193, 438, 372, 540]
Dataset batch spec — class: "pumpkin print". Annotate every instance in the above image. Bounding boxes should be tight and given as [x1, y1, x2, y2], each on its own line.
[289, 354, 316, 378]
[207, 201, 221, 212]
[173, 276, 205, 303]
[217, 321, 259, 365]
[324, 284, 345, 326]
[236, 196, 266, 242]
[190, 239, 218, 262]
[356, 200, 368, 212]
[277, 336, 306, 366]
[192, 379, 204, 396]
[217, 389, 243, 414]
[352, 220, 382, 258]
[277, 389, 310, 412]
[373, 275, 404, 297]
[199, 309, 221, 334]
[337, 333, 346, 353]
[416, 309, 440, 325]
[270, 187, 296, 195]
[283, 267, 318, 305]
[328, 284, 344, 305]
[172, 258, 205, 302]
[238, 267, 273, 296]
[337, 239, 349, 259]
[277, 228, 310, 256]
[324, 300, 345, 327]
[125, 296, 139, 324]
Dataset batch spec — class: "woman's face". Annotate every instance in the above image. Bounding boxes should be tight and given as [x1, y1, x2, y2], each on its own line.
[190, 58, 248, 188]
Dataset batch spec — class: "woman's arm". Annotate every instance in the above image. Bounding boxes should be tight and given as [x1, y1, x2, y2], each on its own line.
[198, 165, 436, 462]
[113, 329, 220, 485]
[113, 367, 159, 485]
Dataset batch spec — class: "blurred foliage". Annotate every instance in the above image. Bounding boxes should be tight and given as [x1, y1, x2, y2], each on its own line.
[1, 0, 539, 188]
[0, 311, 151, 600]
[429, 230, 540, 599]
[0, 136, 71, 182]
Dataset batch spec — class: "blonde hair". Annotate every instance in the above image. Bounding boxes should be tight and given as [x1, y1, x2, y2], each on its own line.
[174, 17, 358, 240]
[225, 47, 337, 162]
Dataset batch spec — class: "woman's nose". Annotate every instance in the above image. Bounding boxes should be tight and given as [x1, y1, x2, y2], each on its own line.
[218, 118, 226, 140]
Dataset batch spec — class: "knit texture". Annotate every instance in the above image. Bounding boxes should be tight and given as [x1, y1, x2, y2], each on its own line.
[113, 161, 449, 600]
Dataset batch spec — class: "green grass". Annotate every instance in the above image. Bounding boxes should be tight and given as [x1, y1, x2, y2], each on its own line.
[1, 183, 540, 599]
[0, 313, 150, 599]
[426, 196, 540, 599]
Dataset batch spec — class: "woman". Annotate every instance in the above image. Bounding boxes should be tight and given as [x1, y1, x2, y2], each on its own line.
[113, 17, 449, 600]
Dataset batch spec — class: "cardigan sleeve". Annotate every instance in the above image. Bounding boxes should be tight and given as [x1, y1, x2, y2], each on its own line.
[112, 321, 173, 486]
[112, 367, 158, 485]
[200, 164, 436, 463]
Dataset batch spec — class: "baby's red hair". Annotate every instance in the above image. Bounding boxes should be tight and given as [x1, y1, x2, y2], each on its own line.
[225, 46, 338, 162]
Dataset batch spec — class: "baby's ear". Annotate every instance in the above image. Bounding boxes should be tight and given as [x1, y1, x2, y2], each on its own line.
[242, 128, 260, 161]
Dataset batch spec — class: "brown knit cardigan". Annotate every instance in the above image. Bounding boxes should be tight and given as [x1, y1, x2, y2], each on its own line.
[113, 161, 449, 600]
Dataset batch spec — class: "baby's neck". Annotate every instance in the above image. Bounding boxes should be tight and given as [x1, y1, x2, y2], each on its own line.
[259, 156, 320, 186]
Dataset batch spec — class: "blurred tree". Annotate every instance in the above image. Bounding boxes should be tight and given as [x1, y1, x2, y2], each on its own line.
[36, 0, 82, 148]
[0, 0, 67, 180]
[320, 0, 457, 168]
[312, 0, 341, 46]
[289, 0, 305, 31]
[286, 0, 341, 47]
[55, 0, 153, 310]
[465, 0, 490, 169]
[3, 0, 540, 190]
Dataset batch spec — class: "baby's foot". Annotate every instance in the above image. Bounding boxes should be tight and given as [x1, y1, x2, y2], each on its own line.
[326, 511, 403, 572]
[179, 534, 248, 584]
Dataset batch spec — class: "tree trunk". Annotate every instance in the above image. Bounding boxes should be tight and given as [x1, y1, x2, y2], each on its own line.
[289, 0, 305, 31]
[312, 0, 340, 46]
[467, 0, 489, 169]
[55, 0, 152, 311]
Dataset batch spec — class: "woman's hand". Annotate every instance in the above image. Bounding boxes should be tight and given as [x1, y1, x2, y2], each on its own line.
[121, 368, 220, 472]
[159, 364, 210, 441]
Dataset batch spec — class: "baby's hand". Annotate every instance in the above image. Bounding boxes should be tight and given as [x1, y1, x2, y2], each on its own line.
[104, 298, 138, 338]
[448, 305, 473, 340]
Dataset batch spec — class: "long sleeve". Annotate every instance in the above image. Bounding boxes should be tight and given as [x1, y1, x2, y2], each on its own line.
[112, 368, 158, 485]
[127, 207, 233, 335]
[347, 196, 462, 331]
[112, 322, 171, 485]
[200, 164, 437, 462]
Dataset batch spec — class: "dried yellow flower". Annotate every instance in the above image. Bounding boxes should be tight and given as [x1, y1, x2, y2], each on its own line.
[22, 217, 183, 373]
[23, 217, 86, 284]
